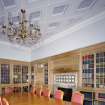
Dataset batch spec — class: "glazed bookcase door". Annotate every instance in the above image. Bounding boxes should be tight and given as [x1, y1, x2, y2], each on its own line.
[44, 64, 48, 85]
[31, 66, 35, 84]
[1, 64, 10, 84]
[82, 54, 94, 88]
[13, 65, 21, 84]
[22, 66, 28, 83]
[96, 52, 105, 88]
[81, 51, 105, 105]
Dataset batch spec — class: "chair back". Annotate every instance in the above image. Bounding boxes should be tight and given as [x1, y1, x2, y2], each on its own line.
[5, 87, 13, 95]
[0, 97, 2, 105]
[36, 87, 42, 96]
[43, 88, 50, 98]
[31, 87, 36, 95]
[1, 98, 9, 105]
[55, 90, 64, 100]
[71, 91, 84, 105]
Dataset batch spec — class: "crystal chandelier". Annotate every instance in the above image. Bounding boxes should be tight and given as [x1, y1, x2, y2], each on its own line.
[0, 9, 41, 46]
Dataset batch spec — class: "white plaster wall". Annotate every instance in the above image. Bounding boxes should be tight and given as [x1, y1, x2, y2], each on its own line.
[31, 17, 105, 61]
[0, 43, 31, 61]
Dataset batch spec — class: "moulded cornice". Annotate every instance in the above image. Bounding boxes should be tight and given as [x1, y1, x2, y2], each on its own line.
[31, 11, 105, 51]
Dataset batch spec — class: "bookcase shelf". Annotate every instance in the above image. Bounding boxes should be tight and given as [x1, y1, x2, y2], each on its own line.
[44, 64, 48, 85]
[81, 50, 105, 105]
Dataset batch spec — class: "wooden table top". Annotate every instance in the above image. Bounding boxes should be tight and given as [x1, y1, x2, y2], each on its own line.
[4, 93, 66, 105]
[4, 93, 80, 105]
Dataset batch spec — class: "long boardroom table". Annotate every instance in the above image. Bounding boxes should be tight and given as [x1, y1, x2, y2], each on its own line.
[4, 93, 79, 105]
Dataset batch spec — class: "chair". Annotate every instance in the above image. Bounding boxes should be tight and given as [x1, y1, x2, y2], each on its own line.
[0, 97, 2, 105]
[55, 90, 64, 100]
[31, 87, 36, 95]
[43, 88, 51, 98]
[5, 87, 13, 95]
[36, 87, 42, 96]
[14, 87, 21, 93]
[71, 91, 84, 105]
[1, 98, 9, 105]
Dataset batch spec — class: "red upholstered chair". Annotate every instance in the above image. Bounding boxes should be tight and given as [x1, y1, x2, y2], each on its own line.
[36, 87, 42, 96]
[55, 90, 64, 100]
[0, 97, 2, 105]
[1, 98, 9, 105]
[43, 88, 51, 98]
[5, 87, 13, 95]
[71, 91, 84, 105]
[31, 87, 36, 95]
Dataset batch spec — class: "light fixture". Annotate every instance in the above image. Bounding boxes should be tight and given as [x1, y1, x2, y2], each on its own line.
[14, 75, 18, 79]
[40, 64, 44, 68]
[0, 9, 41, 46]
[37, 64, 44, 69]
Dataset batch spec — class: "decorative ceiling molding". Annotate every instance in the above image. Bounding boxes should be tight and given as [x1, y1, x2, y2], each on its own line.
[0, 10, 105, 52]
[77, 0, 97, 10]
[31, 10, 105, 50]
[0, 0, 105, 51]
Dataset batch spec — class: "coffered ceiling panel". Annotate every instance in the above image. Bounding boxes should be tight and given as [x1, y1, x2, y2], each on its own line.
[0, 0, 105, 48]
[2, 0, 16, 7]
[78, 0, 97, 9]
[30, 11, 41, 20]
[52, 4, 68, 15]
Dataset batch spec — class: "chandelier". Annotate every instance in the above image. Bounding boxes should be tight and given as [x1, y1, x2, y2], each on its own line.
[0, 9, 41, 46]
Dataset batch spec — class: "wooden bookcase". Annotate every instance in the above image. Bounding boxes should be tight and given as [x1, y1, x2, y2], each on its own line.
[82, 54, 94, 88]
[22, 65, 28, 83]
[1, 64, 10, 84]
[95, 89, 105, 105]
[13, 65, 21, 84]
[31, 66, 35, 84]
[79, 88, 95, 105]
[80, 45, 105, 105]
[96, 52, 105, 88]
[0, 59, 31, 95]
[44, 63, 48, 85]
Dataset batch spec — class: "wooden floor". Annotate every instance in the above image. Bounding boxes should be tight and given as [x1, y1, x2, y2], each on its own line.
[4, 93, 80, 105]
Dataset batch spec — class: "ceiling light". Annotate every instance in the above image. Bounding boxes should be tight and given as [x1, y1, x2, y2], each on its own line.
[0, 9, 41, 46]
